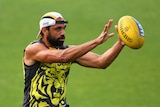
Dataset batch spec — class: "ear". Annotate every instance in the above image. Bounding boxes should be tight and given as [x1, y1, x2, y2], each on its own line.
[41, 27, 49, 36]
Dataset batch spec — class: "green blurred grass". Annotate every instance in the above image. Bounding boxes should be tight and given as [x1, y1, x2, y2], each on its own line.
[0, 0, 159, 107]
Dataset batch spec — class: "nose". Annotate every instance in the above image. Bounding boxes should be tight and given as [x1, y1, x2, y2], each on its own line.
[60, 28, 65, 36]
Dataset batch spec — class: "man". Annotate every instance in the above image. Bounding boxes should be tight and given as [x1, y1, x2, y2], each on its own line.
[23, 12, 125, 107]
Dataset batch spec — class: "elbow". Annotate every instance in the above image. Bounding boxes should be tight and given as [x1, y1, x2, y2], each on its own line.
[99, 64, 112, 69]
[99, 66, 107, 69]
[59, 51, 77, 62]
[60, 56, 69, 62]
[60, 55, 73, 62]
[98, 65, 109, 69]
[96, 60, 111, 69]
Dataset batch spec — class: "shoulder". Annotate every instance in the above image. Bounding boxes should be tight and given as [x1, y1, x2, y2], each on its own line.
[25, 41, 47, 56]
[24, 41, 48, 66]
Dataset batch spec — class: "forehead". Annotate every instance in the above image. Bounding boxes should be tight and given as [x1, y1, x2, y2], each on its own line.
[53, 24, 66, 28]
[50, 22, 67, 29]
[53, 18, 67, 27]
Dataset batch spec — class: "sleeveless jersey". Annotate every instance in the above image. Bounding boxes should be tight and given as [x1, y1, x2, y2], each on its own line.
[23, 40, 72, 107]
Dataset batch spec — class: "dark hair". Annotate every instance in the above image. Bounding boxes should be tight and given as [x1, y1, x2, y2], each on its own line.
[40, 26, 51, 36]
[46, 26, 51, 30]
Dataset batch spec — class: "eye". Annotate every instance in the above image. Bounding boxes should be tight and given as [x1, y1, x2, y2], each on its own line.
[55, 27, 62, 31]
[54, 25, 66, 32]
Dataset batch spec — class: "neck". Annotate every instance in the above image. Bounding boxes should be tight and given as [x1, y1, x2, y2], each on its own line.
[40, 38, 63, 49]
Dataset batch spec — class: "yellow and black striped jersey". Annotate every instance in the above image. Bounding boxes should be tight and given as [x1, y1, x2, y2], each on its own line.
[23, 40, 72, 107]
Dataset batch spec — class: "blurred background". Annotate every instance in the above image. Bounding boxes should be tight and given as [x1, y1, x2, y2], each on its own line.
[0, 0, 159, 107]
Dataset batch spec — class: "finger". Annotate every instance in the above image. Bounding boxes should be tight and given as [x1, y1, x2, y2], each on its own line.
[108, 33, 115, 37]
[104, 19, 114, 33]
[114, 25, 118, 32]
[108, 19, 113, 29]
[103, 33, 114, 41]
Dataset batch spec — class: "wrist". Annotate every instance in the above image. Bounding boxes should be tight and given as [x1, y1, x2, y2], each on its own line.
[93, 38, 102, 45]
[117, 40, 125, 47]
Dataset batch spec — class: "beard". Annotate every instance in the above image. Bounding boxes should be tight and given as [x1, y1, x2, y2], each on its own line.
[47, 32, 65, 47]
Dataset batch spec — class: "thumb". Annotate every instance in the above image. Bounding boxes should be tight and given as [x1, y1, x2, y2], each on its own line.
[108, 33, 115, 37]
[114, 25, 118, 32]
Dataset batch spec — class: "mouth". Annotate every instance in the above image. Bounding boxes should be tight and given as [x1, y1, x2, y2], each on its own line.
[58, 38, 65, 41]
[58, 36, 65, 41]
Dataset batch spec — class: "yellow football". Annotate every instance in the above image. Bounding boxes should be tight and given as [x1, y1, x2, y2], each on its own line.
[118, 16, 145, 49]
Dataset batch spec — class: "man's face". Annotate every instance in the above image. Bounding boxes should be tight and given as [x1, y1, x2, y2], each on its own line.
[47, 23, 66, 47]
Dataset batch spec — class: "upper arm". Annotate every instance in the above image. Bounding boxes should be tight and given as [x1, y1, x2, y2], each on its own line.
[24, 43, 64, 66]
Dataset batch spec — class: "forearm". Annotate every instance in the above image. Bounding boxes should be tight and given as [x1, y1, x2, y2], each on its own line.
[61, 39, 100, 62]
[63, 21, 115, 62]
[99, 40, 125, 68]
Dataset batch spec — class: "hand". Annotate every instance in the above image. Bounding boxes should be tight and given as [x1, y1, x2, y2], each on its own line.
[114, 25, 125, 46]
[97, 19, 115, 44]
